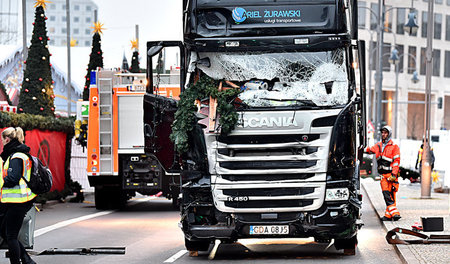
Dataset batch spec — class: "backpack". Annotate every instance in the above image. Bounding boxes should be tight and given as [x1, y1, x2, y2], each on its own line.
[21, 154, 53, 195]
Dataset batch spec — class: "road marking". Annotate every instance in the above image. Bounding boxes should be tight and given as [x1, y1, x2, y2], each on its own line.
[35, 196, 159, 237]
[35, 211, 114, 237]
[163, 250, 188, 263]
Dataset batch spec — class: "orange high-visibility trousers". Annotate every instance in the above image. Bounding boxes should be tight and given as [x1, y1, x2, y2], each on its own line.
[380, 176, 400, 218]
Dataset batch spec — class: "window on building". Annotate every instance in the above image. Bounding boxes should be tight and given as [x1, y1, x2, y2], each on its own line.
[396, 8, 405, 34]
[62, 4, 66, 10]
[370, 41, 377, 70]
[370, 3, 378, 30]
[50, 16, 55, 22]
[49, 40, 55, 45]
[358, 1, 366, 28]
[74, 5, 80, 11]
[382, 43, 391, 72]
[422, 11, 427, 38]
[74, 17, 79, 23]
[62, 16, 66, 22]
[433, 49, 441, 76]
[410, 9, 418, 37]
[86, 17, 91, 23]
[49, 27, 55, 33]
[384, 5, 392, 32]
[86, 5, 92, 11]
[62, 28, 67, 34]
[85, 29, 91, 35]
[50, 4, 56, 10]
[420, 47, 426, 75]
[447, 0, 450, 6]
[434, 13, 442, 39]
[445, 51, 450, 77]
[446, 15, 450, 41]
[408, 46, 417, 74]
[436, 0, 443, 4]
[74, 28, 79, 34]
[397, 45, 404, 73]
[85, 40, 90, 46]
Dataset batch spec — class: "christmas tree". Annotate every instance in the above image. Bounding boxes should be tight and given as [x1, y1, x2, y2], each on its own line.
[129, 39, 140, 73]
[18, 0, 55, 116]
[83, 22, 105, 101]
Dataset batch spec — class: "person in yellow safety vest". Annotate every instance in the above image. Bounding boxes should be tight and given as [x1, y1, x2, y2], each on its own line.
[365, 125, 402, 221]
[0, 127, 36, 264]
[415, 139, 435, 172]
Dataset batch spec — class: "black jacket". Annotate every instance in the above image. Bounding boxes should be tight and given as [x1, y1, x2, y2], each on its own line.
[1, 139, 31, 188]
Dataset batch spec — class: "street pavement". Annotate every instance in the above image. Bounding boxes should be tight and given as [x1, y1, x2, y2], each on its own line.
[362, 178, 450, 264]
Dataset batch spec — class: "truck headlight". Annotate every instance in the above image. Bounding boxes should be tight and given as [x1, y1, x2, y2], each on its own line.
[325, 188, 349, 201]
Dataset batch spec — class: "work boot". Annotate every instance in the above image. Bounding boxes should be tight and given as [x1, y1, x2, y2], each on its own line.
[392, 215, 402, 221]
[380, 216, 392, 221]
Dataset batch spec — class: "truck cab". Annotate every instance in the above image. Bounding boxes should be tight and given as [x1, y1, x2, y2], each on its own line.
[146, 0, 366, 255]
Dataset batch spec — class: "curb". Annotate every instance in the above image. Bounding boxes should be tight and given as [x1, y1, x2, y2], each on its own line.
[362, 180, 421, 264]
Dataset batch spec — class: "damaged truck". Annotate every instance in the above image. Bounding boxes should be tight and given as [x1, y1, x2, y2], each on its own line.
[145, 0, 367, 255]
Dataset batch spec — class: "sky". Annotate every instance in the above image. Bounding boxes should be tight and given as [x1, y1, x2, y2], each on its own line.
[92, 0, 183, 68]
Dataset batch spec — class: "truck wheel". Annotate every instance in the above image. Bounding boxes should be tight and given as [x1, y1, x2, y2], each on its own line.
[94, 187, 108, 210]
[184, 238, 210, 252]
[334, 235, 358, 255]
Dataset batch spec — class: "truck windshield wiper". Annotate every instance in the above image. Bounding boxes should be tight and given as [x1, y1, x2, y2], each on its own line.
[260, 98, 318, 107]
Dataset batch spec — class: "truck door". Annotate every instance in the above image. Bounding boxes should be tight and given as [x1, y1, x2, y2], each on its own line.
[144, 41, 185, 173]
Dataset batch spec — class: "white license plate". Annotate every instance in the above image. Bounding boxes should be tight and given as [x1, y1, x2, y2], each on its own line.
[249, 225, 289, 235]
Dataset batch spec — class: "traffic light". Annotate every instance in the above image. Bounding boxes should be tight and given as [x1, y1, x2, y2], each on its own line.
[437, 97, 443, 109]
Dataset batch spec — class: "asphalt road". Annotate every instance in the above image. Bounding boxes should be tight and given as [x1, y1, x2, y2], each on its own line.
[0, 189, 402, 264]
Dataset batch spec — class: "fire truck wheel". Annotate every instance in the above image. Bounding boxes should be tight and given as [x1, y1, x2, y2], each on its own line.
[94, 187, 109, 210]
[184, 238, 211, 252]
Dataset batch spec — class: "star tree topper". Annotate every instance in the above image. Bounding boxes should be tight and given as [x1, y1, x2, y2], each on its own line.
[70, 38, 77, 47]
[91, 22, 105, 34]
[131, 39, 139, 50]
[34, 0, 52, 9]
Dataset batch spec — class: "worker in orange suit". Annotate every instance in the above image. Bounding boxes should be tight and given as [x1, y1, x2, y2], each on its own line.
[365, 125, 401, 221]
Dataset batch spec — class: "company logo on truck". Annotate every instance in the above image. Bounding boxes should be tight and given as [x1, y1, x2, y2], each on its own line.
[232, 7, 301, 24]
[232, 7, 247, 23]
[239, 117, 299, 128]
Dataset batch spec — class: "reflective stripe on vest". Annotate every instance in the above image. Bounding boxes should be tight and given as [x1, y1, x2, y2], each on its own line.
[1, 153, 36, 203]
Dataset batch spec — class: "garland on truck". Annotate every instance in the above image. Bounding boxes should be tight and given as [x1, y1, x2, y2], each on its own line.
[170, 75, 241, 153]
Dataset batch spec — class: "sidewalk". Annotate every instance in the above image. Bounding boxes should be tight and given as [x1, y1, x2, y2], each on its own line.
[362, 178, 450, 264]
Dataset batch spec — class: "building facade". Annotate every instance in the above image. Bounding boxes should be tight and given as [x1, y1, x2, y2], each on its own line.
[358, 0, 450, 139]
[26, 0, 97, 47]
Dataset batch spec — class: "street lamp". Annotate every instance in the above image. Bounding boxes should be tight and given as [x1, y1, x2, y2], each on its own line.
[389, 48, 419, 139]
[404, 11, 419, 35]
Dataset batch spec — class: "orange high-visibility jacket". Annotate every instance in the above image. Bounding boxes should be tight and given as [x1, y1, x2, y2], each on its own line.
[365, 139, 400, 176]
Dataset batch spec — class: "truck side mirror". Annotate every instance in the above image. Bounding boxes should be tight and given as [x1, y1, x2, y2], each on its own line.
[194, 57, 211, 68]
[144, 123, 153, 138]
[148, 45, 163, 57]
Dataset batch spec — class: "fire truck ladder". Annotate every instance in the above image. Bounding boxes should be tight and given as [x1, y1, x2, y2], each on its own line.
[97, 71, 114, 175]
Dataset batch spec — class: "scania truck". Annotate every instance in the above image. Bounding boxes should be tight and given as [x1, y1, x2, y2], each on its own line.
[145, 0, 366, 255]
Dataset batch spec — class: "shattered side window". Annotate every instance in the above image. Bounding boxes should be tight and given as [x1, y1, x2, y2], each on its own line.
[197, 49, 349, 107]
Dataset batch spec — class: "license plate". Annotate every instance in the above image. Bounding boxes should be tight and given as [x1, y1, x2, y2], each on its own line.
[249, 225, 289, 235]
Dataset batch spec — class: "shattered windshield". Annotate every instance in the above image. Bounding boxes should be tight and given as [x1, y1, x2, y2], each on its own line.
[197, 49, 349, 107]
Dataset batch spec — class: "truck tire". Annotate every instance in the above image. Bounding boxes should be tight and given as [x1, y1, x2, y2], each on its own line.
[94, 187, 109, 210]
[184, 238, 210, 252]
[334, 235, 358, 255]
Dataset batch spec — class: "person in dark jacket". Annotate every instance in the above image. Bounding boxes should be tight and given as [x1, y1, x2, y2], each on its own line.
[0, 127, 36, 264]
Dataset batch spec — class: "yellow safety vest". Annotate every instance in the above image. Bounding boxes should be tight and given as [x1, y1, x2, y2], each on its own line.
[1, 153, 36, 203]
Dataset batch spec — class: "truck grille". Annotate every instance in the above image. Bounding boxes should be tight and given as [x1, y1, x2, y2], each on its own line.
[206, 114, 336, 213]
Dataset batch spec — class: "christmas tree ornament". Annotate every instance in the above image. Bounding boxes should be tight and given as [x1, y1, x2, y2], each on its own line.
[39, 37, 42, 40]
[51, 107, 54, 111]
[49, 63, 52, 66]
[42, 89, 46, 93]
[19, 108, 23, 112]
[40, 14, 44, 17]
[91, 22, 105, 34]
[45, 45, 49, 48]
[51, 94, 55, 98]
[50, 85, 54, 89]
[34, 0, 51, 9]
[32, 97, 37, 100]
[24, 60, 27, 64]
[52, 80, 55, 84]
[40, 107, 44, 111]
[25, 89, 29, 92]
[39, 78, 43, 81]
[25, 78, 29, 82]
[42, 56, 46, 60]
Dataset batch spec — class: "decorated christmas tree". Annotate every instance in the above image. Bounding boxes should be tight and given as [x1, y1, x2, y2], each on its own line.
[18, 0, 55, 116]
[129, 39, 140, 73]
[83, 22, 104, 101]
